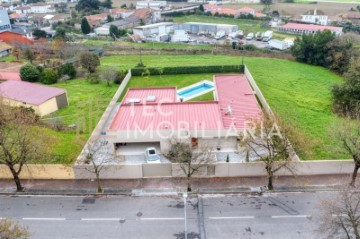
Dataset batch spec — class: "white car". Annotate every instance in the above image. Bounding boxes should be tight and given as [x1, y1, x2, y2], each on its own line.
[246, 33, 254, 40]
[145, 148, 161, 163]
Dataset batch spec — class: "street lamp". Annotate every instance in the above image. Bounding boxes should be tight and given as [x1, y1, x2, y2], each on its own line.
[183, 192, 188, 239]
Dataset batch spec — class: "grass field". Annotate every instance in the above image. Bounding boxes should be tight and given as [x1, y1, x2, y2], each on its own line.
[39, 79, 118, 163]
[84, 39, 215, 50]
[101, 54, 346, 160]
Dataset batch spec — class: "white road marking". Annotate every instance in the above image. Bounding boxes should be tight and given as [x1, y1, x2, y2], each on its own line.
[140, 217, 184, 221]
[271, 215, 311, 219]
[209, 216, 255, 220]
[81, 218, 121, 221]
[23, 218, 66, 221]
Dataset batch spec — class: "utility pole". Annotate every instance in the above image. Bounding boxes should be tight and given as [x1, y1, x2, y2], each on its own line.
[183, 192, 188, 239]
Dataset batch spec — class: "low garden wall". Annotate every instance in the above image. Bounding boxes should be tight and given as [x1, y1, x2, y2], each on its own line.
[0, 160, 356, 180]
[0, 164, 74, 180]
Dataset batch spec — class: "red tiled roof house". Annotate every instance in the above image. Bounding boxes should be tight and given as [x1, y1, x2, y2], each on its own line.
[0, 81, 68, 116]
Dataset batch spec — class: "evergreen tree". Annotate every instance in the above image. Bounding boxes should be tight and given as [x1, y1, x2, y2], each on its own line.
[81, 17, 91, 34]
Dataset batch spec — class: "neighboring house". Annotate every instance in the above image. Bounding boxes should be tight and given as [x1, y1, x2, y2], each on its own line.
[131, 8, 158, 24]
[109, 8, 135, 19]
[86, 13, 109, 28]
[95, 16, 141, 35]
[254, 12, 266, 18]
[43, 14, 70, 25]
[0, 42, 12, 57]
[210, 8, 239, 16]
[11, 23, 34, 39]
[301, 9, 328, 25]
[0, 31, 34, 46]
[0, 72, 21, 81]
[30, 3, 55, 13]
[0, 80, 68, 116]
[107, 74, 261, 156]
[46, 0, 78, 3]
[278, 23, 343, 36]
[136, 1, 167, 10]
[0, 8, 11, 33]
[238, 6, 255, 16]
[340, 12, 360, 24]
[9, 13, 28, 22]
[14, 3, 55, 14]
[14, 6, 32, 14]
[0, 3, 14, 11]
[133, 22, 173, 38]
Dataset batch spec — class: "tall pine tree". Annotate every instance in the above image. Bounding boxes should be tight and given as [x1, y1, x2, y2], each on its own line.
[81, 17, 91, 35]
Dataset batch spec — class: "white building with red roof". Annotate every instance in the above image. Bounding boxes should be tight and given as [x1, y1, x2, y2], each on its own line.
[107, 74, 262, 155]
[278, 23, 342, 36]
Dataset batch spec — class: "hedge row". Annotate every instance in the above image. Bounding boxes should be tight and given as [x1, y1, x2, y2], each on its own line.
[131, 65, 244, 76]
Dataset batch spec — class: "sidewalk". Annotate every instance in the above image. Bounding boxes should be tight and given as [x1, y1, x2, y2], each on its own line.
[1, 174, 358, 195]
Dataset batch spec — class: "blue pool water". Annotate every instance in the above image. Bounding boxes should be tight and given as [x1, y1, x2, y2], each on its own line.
[178, 83, 214, 99]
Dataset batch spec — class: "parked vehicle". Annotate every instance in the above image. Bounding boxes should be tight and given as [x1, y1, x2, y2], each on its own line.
[246, 32, 254, 40]
[215, 30, 226, 40]
[145, 147, 161, 163]
[268, 39, 288, 50]
[262, 31, 273, 42]
[172, 30, 190, 42]
[255, 32, 263, 41]
[237, 30, 244, 39]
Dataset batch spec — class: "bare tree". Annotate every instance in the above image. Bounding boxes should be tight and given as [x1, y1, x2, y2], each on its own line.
[100, 66, 118, 86]
[332, 114, 360, 187]
[167, 139, 213, 192]
[241, 113, 307, 190]
[0, 219, 30, 239]
[81, 137, 115, 193]
[0, 106, 48, 192]
[318, 187, 360, 239]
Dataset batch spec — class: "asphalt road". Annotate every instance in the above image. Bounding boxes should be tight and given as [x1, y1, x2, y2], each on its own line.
[0, 192, 337, 239]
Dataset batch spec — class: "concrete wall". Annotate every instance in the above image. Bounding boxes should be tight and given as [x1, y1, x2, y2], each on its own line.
[74, 164, 143, 179]
[38, 97, 59, 116]
[215, 160, 356, 177]
[55, 92, 69, 109]
[0, 164, 74, 179]
[244, 65, 272, 115]
[0, 160, 357, 180]
[2, 98, 41, 115]
[76, 70, 132, 163]
[142, 163, 172, 177]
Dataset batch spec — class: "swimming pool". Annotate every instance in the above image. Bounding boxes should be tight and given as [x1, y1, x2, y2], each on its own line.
[177, 81, 214, 101]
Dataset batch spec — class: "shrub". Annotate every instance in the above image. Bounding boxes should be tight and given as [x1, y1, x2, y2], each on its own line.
[131, 65, 244, 76]
[20, 64, 40, 82]
[58, 63, 77, 79]
[114, 70, 126, 84]
[41, 68, 59, 84]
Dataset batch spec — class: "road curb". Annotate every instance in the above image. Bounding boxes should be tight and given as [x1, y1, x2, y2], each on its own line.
[0, 184, 349, 197]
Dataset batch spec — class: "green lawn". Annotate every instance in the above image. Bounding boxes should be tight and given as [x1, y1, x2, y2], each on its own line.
[84, 39, 214, 50]
[39, 79, 118, 164]
[101, 54, 346, 160]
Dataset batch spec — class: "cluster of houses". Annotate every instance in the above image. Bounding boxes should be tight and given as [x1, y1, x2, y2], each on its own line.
[203, 4, 266, 18]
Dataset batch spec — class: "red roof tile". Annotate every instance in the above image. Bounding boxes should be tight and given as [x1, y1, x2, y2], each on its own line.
[0, 72, 21, 81]
[123, 87, 177, 104]
[215, 75, 262, 129]
[0, 81, 66, 105]
[280, 23, 342, 32]
[110, 101, 224, 130]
